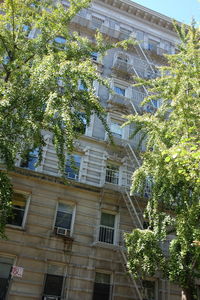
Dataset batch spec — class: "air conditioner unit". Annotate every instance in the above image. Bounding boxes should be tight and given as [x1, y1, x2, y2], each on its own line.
[43, 297, 59, 300]
[56, 227, 71, 237]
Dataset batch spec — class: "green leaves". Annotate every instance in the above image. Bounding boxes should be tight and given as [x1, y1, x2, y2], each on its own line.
[126, 24, 200, 296]
[125, 229, 165, 278]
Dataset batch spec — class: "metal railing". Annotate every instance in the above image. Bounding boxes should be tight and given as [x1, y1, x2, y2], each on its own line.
[105, 167, 119, 185]
[98, 225, 115, 244]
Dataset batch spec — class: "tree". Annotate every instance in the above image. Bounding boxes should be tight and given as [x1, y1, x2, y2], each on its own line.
[0, 0, 131, 237]
[124, 24, 200, 300]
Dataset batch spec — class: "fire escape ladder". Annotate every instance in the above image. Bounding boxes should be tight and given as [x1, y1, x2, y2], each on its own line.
[129, 100, 138, 115]
[118, 247, 143, 300]
[131, 58, 157, 112]
[122, 188, 143, 229]
[125, 143, 140, 168]
[137, 43, 156, 75]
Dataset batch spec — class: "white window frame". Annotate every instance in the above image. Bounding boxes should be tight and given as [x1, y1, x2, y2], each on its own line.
[7, 190, 31, 229]
[110, 78, 132, 98]
[106, 113, 129, 141]
[98, 210, 119, 245]
[53, 201, 76, 237]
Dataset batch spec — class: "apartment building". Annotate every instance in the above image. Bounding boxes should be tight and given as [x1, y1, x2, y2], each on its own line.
[0, 0, 182, 299]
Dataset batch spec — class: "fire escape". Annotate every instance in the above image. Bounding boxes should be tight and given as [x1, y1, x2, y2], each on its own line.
[112, 38, 160, 300]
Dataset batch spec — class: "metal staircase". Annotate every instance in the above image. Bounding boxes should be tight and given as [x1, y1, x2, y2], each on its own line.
[122, 188, 143, 229]
[118, 247, 143, 300]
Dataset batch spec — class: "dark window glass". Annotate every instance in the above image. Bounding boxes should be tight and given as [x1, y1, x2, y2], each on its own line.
[74, 112, 87, 134]
[93, 273, 111, 300]
[55, 203, 73, 230]
[142, 280, 156, 300]
[7, 193, 27, 227]
[0, 258, 13, 300]
[54, 37, 66, 49]
[114, 86, 125, 96]
[65, 154, 81, 180]
[91, 52, 98, 61]
[43, 274, 64, 297]
[20, 149, 39, 170]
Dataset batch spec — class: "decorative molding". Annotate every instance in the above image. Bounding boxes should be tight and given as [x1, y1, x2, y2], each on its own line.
[95, 0, 180, 35]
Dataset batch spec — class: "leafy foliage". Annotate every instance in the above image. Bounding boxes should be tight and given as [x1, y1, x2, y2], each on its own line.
[0, 0, 132, 236]
[125, 24, 200, 298]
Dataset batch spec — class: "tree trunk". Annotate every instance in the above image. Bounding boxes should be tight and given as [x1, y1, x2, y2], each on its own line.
[181, 287, 195, 300]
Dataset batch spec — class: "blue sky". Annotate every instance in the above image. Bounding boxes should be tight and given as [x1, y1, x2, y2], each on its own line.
[131, 0, 200, 24]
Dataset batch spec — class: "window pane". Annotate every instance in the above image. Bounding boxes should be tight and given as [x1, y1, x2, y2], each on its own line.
[114, 86, 125, 96]
[58, 203, 73, 214]
[95, 273, 110, 284]
[44, 274, 63, 297]
[7, 193, 27, 227]
[110, 122, 122, 138]
[91, 52, 98, 61]
[20, 148, 39, 170]
[55, 211, 72, 229]
[74, 112, 86, 134]
[65, 154, 81, 180]
[93, 273, 111, 300]
[101, 213, 115, 228]
[142, 280, 155, 300]
[79, 81, 87, 90]
[54, 36, 66, 44]
[0, 259, 12, 300]
[91, 17, 103, 29]
[93, 283, 110, 300]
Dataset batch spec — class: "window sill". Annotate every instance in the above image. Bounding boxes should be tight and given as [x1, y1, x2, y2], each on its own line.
[92, 241, 119, 250]
[6, 224, 25, 231]
[53, 231, 74, 242]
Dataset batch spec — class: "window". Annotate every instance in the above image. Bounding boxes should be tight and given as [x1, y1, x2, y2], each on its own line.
[65, 154, 81, 180]
[151, 99, 160, 109]
[55, 203, 75, 236]
[110, 121, 122, 139]
[99, 212, 115, 244]
[142, 280, 156, 300]
[79, 80, 87, 91]
[120, 27, 131, 40]
[74, 112, 87, 134]
[91, 52, 98, 61]
[105, 164, 119, 185]
[144, 177, 152, 198]
[54, 36, 66, 49]
[148, 40, 158, 53]
[117, 55, 128, 63]
[43, 274, 64, 299]
[0, 257, 13, 300]
[114, 86, 125, 96]
[20, 148, 39, 170]
[7, 192, 29, 227]
[91, 16, 103, 29]
[93, 272, 111, 300]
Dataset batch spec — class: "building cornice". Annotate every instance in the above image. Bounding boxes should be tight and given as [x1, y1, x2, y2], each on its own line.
[94, 0, 181, 36]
